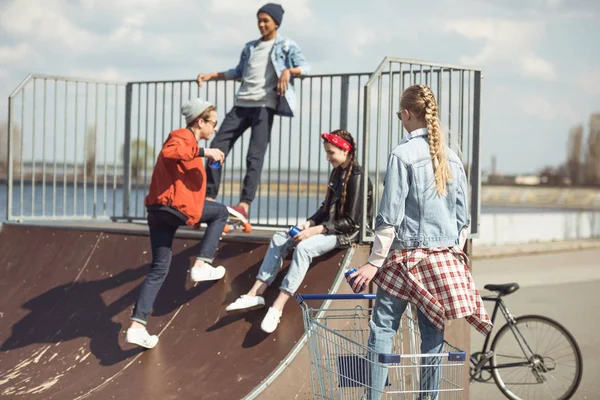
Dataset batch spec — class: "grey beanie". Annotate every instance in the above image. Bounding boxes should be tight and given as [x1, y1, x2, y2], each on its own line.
[181, 98, 213, 125]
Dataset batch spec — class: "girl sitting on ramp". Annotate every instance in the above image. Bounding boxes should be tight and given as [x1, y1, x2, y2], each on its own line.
[225, 129, 373, 333]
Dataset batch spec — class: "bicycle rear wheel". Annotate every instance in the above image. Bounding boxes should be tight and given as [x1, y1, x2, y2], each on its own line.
[490, 315, 582, 400]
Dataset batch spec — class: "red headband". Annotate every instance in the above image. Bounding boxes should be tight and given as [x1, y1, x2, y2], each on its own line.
[321, 133, 352, 152]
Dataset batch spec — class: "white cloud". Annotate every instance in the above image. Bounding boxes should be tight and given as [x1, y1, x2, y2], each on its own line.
[443, 18, 557, 81]
[0, 0, 95, 51]
[0, 0, 46, 36]
[337, 17, 380, 57]
[87, 0, 173, 14]
[67, 67, 128, 82]
[209, 0, 269, 15]
[109, 15, 146, 44]
[575, 68, 600, 95]
[559, 10, 596, 19]
[0, 43, 37, 65]
[207, 0, 312, 23]
[516, 92, 576, 121]
[520, 53, 557, 81]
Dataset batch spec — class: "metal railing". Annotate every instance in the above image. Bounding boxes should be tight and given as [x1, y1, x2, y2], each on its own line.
[5, 58, 481, 241]
[115, 73, 372, 226]
[6, 74, 127, 221]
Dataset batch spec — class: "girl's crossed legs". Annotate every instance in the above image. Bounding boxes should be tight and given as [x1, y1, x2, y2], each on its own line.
[227, 231, 338, 332]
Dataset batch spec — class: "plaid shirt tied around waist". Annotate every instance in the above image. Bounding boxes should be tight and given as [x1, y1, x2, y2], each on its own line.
[373, 247, 492, 335]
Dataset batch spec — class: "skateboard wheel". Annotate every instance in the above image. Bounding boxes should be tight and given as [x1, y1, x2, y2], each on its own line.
[242, 223, 252, 233]
[223, 224, 230, 234]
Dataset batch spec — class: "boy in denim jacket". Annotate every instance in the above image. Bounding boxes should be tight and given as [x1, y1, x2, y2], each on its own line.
[197, 3, 310, 223]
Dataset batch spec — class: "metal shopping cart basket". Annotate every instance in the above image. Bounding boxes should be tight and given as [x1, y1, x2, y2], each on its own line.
[296, 293, 466, 400]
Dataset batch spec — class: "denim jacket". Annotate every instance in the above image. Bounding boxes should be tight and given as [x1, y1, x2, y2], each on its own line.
[223, 34, 310, 117]
[376, 128, 471, 249]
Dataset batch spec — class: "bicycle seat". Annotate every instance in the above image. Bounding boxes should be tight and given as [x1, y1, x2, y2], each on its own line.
[484, 283, 520, 296]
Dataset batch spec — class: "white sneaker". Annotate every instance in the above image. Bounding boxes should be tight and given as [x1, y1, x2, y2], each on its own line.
[225, 295, 266, 312]
[261, 307, 282, 333]
[191, 263, 226, 282]
[126, 327, 159, 349]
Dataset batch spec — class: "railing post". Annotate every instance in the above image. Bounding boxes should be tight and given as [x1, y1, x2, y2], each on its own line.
[471, 71, 482, 235]
[6, 95, 13, 221]
[360, 84, 371, 242]
[123, 82, 133, 219]
[340, 76, 349, 130]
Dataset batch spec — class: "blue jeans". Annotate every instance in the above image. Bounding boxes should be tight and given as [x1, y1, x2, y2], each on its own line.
[131, 201, 229, 324]
[206, 106, 275, 204]
[368, 288, 444, 400]
[256, 232, 339, 295]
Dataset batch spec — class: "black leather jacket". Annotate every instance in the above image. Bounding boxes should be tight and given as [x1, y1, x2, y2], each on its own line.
[308, 164, 373, 247]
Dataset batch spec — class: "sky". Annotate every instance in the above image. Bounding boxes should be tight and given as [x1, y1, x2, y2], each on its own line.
[0, 0, 599, 175]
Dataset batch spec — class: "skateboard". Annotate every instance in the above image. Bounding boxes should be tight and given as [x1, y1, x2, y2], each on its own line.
[223, 217, 252, 233]
[223, 206, 252, 233]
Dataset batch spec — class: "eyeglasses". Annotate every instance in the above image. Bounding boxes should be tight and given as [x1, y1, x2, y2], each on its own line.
[203, 119, 218, 128]
[396, 110, 405, 120]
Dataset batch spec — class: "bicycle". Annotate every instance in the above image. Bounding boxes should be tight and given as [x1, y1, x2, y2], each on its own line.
[470, 282, 583, 399]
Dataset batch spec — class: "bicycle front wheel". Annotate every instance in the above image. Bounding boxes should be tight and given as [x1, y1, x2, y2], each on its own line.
[490, 315, 582, 400]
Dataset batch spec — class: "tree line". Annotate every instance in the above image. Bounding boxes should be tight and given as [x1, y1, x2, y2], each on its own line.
[0, 122, 154, 181]
[541, 113, 600, 186]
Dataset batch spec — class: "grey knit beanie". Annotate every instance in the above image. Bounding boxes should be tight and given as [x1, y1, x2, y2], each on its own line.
[181, 98, 213, 125]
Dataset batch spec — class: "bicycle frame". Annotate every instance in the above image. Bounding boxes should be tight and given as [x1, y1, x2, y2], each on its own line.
[471, 295, 537, 374]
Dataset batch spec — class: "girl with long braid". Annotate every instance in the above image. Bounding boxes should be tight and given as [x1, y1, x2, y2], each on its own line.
[348, 85, 491, 399]
[226, 129, 373, 333]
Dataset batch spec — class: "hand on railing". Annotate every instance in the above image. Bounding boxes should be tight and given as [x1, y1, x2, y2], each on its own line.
[197, 73, 217, 87]
[277, 69, 291, 95]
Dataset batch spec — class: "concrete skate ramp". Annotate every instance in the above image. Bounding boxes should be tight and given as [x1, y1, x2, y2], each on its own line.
[0, 223, 347, 399]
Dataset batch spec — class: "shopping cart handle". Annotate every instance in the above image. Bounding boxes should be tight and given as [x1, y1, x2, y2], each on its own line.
[379, 351, 466, 364]
[296, 293, 377, 304]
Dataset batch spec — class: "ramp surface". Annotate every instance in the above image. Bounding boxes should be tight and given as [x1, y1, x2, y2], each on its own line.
[0, 223, 344, 399]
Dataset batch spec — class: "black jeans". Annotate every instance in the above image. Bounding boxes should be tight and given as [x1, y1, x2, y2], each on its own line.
[205, 106, 275, 204]
[131, 201, 228, 324]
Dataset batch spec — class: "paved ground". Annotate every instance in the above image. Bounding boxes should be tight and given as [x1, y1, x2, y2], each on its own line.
[473, 238, 600, 259]
[470, 248, 600, 399]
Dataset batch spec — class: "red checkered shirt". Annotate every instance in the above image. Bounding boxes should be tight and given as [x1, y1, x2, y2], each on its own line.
[373, 247, 492, 335]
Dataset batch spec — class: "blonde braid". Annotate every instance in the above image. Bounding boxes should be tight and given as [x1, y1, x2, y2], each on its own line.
[419, 85, 451, 196]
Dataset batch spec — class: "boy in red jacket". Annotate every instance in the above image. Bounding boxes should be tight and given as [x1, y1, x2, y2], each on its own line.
[126, 98, 228, 349]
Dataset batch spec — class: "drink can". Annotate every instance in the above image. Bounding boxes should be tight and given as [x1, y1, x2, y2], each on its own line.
[344, 267, 365, 293]
[288, 225, 301, 237]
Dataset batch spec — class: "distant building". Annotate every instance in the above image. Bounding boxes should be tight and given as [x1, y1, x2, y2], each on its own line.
[515, 175, 541, 185]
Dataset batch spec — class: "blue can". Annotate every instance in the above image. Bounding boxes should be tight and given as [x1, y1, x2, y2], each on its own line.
[344, 267, 365, 293]
[288, 226, 301, 237]
[209, 161, 220, 169]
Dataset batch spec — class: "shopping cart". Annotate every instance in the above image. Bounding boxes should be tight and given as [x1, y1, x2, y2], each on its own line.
[296, 293, 466, 400]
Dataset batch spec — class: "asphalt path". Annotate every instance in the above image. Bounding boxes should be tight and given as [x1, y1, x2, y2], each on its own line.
[470, 248, 600, 399]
